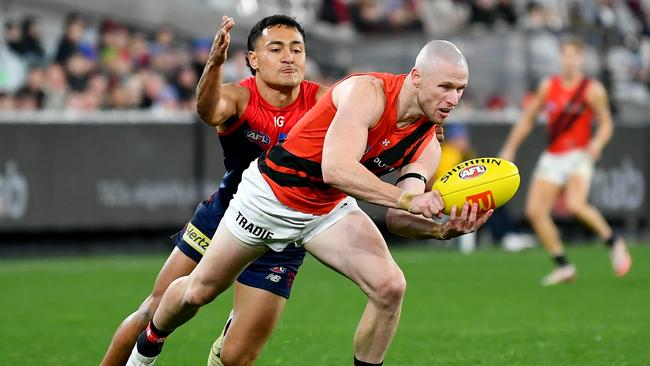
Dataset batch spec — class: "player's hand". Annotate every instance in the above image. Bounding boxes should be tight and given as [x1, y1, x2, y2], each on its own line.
[209, 16, 235, 66]
[498, 147, 515, 162]
[408, 190, 445, 219]
[586, 141, 602, 161]
[435, 124, 444, 143]
[439, 202, 493, 239]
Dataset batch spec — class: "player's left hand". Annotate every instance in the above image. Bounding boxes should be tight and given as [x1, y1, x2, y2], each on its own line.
[586, 141, 602, 161]
[439, 202, 492, 239]
[435, 124, 444, 143]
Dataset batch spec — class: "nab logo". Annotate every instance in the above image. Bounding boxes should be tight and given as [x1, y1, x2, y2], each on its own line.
[245, 129, 271, 145]
[459, 165, 487, 180]
[273, 116, 285, 127]
[466, 190, 496, 211]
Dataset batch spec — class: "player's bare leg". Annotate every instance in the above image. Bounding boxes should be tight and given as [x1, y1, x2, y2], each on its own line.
[208, 283, 287, 366]
[565, 175, 611, 238]
[525, 177, 576, 285]
[565, 175, 631, 276]
[526, 177, 564, 255]
[101, 248, 197, 366]
[127, 222, 265, 365]
[305, 210, 406, 365]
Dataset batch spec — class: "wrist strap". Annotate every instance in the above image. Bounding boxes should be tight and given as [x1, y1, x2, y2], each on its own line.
[397, 191, 414, 212]
[395, 172, 427, 185]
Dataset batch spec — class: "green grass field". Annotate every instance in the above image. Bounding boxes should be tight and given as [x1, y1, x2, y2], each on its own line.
[1, 243, 648, 366]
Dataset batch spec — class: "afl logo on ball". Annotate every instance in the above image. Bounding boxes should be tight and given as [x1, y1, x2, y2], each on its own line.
[458, 165, 486, 180]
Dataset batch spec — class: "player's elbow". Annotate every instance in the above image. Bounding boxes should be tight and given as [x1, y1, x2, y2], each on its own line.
[321, 159, 347, 186]
[196, 105, 218, 126]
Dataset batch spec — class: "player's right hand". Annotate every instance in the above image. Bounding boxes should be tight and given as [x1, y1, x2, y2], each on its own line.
[409, 190, 445, 219]
[209, 16, 235, 66]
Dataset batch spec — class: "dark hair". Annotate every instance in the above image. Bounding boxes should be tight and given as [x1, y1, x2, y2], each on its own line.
[246, 15, 306, 75]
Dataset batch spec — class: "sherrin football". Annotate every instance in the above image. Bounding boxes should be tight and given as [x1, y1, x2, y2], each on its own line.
[432, 157, 520, 215]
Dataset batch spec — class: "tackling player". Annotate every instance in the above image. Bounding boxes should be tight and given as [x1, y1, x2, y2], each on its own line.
[127, 40, 491, 366]
[102, 15, 322, 366]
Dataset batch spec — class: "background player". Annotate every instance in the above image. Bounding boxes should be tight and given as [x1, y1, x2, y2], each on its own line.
[102, 15, 323, 366]
[128, 40, 492, 366]
[500, 37, 631, 286]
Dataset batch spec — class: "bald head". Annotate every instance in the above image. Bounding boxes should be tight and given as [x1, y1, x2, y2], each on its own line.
[414, 40, 467, 74]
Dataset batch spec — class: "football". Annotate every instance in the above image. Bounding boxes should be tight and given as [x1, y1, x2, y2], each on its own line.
[432, 157, 520, 215]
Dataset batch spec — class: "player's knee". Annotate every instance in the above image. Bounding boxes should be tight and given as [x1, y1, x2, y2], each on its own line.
[368, 268, 407, 310]
[565, 198, 585, 215]
[525, 203, 544, 221]
[183, 280, 219, 307]
[220, 345, 259, 366]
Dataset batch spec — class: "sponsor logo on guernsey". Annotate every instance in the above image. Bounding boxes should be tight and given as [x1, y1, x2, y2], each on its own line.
[265, 273, 282, 283]
[182, 222, 210, 254]
[236, 211, 274, 239]
[458, 164, 487, 180]
[245, 129, 271, 145]
[372, 157, 396, 173]
[440, 158, 501, 183]
[381, 139, 391, 147]
[466, 190, 496, 211]
[270, 266, 287, 274]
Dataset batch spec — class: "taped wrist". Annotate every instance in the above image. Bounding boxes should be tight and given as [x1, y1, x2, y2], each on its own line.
[397, 191, 414, 212]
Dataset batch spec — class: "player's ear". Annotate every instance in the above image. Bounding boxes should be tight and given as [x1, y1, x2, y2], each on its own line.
[411, 68, 421, 89]
[248, 51, 258, 72]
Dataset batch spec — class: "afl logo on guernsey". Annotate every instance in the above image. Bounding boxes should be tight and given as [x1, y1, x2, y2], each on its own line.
[459, 165, 486, 180]
[245, 129, 271, 145]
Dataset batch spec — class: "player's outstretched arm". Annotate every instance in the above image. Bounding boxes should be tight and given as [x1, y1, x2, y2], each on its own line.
[500, 78, 550, 161]
[196, 16, 248, 126]
[385, 141, 492, 240]
[585, 81, 613, 161]
[321, 76, 444, 218]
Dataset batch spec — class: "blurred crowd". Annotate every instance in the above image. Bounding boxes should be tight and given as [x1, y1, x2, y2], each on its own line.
[2, 0, 650, 111]
[1, 14, 207, 111]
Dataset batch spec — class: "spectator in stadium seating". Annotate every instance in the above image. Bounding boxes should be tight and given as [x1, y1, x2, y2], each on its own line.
[0, 92, 15, 110]
[18, 16, 46, 66]
[127, 35, 490, 366]
[500, 37, 631, 285]
[43, 64, 68, 110]
[55, 13, 86, 65]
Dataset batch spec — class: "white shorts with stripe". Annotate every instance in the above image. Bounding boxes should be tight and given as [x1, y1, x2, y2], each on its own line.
[224, 160, 361, 252]
[533, 149, 594, 185]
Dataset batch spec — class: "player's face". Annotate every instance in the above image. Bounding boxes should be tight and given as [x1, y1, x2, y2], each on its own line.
[249, 25, 306, 88]
[416, 61, 468, 123]
[560, 44, 583, 76]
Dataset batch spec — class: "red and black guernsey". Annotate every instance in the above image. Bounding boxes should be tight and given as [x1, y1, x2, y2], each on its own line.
[544, 75, 593, 153]
[214, 77, 320, 209]
[259, 72, 436, 215]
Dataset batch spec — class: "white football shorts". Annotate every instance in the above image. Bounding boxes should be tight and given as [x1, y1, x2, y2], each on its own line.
[224, 160, 360, 252]
[533, 149, 594, 185]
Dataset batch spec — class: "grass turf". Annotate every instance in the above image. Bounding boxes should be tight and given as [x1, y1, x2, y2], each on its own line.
[0, 243, 648, 365]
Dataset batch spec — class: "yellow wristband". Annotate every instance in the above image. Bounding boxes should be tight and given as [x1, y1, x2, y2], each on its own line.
[397, 191, 414, 212]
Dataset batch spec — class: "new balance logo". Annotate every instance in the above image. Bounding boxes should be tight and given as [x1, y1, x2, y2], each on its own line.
[236, 211, 274, 239]
[265, 274, 282, 283]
